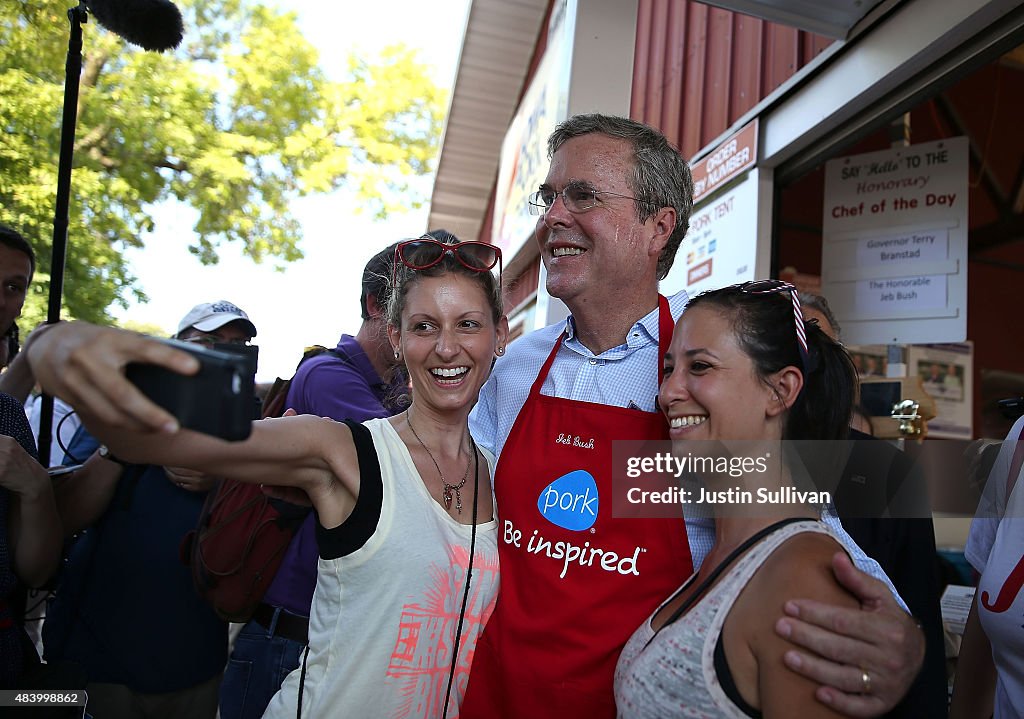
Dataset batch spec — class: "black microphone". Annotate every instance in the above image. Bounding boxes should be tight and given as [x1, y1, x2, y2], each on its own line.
[84, 0, 184, 52]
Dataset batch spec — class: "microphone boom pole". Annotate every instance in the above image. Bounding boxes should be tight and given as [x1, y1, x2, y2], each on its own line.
[38, 1, 183, 465]
[38, 3, 89, 467]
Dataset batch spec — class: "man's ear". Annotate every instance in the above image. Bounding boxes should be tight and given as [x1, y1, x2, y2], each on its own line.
[365, 293, 384, 320]
[648, 206, 676, 259]
[766, 366, 804, 417]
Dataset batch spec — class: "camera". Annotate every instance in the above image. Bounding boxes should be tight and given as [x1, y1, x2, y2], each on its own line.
[126, 339, 258, 441]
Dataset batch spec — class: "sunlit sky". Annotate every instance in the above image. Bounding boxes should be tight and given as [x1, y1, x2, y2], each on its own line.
[110, 0, 472, 381]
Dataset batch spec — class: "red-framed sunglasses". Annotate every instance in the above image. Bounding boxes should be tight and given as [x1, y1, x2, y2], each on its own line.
[391, 237, 502, 289]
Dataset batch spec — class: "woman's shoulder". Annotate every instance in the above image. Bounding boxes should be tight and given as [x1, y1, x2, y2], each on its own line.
[753, 524, 856, 607]
[725, 523, 858, 718]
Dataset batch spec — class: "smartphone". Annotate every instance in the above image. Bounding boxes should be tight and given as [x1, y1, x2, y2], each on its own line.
[126, 339, 258, 441]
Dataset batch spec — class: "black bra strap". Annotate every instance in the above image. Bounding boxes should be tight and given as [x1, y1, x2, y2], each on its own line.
[653, 516, 809, 637]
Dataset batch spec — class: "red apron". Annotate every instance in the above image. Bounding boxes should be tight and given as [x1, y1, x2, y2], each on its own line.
[461, 296, 693, 719]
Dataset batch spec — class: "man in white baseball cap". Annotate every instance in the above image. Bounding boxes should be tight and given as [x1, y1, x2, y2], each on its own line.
[176, 300, 257, 345]
[39, 299, 259, 719]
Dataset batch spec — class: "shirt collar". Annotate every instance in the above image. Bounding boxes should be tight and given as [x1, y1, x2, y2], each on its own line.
[630, 302, 662, 348]
[561, 300, 661, 356]
[337, 334, 410, 409]
[336, 335, 384, 386]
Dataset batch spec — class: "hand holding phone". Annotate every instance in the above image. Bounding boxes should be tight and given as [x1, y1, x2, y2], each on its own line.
[127, 339, 258, 441]
[25, 321, 203, 433]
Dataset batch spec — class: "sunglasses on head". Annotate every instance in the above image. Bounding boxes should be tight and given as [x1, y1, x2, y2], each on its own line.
[391, 237, 502, 289]
[732, 279, 809, 372]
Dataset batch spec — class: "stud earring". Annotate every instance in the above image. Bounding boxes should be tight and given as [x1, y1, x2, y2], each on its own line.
[496, 346, 505, 356]
[394, 349, 400, 360]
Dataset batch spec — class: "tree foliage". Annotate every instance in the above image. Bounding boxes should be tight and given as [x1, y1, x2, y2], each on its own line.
[0, 0, 446, 326]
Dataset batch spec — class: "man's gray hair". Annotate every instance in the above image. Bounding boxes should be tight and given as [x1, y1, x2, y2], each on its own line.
[547, 114, 694, 280]
[801, 292, 841, 339]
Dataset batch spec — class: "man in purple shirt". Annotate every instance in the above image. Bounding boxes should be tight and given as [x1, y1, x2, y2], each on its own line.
[218, 240, 409, 719]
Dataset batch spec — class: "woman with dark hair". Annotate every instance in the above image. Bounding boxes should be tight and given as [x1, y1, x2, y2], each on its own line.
[24, 235, 508, 718]
[615, 281, 864, 719]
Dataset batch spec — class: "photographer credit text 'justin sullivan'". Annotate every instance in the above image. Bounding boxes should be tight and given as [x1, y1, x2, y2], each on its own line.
[612, 441, 832, 518]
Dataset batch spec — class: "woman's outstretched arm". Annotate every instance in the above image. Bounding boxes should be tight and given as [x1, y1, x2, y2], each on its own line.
[25, 321, 362, 527]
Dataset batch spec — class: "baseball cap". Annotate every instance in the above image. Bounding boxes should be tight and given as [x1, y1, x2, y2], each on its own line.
[177, 300, 257, 338]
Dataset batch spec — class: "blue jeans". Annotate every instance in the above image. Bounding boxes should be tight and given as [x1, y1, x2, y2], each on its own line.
[218, 617, 306, 719]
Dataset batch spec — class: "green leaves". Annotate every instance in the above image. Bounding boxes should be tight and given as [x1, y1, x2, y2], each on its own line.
[0, 0, 444, 326]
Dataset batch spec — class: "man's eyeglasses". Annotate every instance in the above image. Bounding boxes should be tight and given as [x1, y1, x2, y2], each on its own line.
[392, 237, 502, 289]
[181, 335, 251, 348]
[527, 183, 655, 216]
[734, 279, 809, 370]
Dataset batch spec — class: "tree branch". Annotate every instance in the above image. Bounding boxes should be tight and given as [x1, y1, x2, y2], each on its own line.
[73, 124, 110, 154]
[75, 50, 109, 119]
[85, 147, 119, 170]
[156, 159, 189, 172]
[80, 50, 109, 90]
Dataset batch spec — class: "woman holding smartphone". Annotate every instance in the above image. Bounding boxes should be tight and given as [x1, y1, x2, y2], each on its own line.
[26, 235, 508, 719]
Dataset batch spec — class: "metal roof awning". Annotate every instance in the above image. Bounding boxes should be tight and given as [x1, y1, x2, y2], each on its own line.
[427, 0, 550, 242]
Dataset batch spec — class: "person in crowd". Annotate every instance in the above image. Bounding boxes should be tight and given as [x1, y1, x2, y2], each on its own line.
[218, 240, 411, 719]
[463, 113, 924, 718]
[949, 413, 1024, 719]
[799, 291, 841, 342]
[802, 289, 947, 717]
[0, 224, 62, 688]
[40, 300, 257, 719]
[0, 394, 63, 687]
[0, 229, 77, 665]
[0, 225, 33, 371]
[24, 235, 507, 718]
[615, 280, 864, 717]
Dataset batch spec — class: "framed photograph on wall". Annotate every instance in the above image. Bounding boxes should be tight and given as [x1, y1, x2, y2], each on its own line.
[907, 342, 973, 439]
[847, 345, 889, 378]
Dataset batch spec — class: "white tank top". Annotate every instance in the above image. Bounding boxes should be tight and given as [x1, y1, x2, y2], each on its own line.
[265, 417, 499, 719]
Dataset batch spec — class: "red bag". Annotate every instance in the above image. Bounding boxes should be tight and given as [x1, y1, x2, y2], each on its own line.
[184, 481, 309, 622]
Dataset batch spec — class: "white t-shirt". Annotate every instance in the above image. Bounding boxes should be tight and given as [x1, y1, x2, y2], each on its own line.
[24, 395, 81, 467]
[965, 415, 1024, 719]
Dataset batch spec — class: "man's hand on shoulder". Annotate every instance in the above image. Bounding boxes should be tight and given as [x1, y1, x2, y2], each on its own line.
[774, 551, 924, 717]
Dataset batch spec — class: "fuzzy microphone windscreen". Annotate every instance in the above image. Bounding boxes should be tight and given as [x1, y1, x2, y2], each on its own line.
[85, 0, 184, 52]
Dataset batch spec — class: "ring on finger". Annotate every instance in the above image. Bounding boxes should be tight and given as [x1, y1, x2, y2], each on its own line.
[860, 668, 872, 694]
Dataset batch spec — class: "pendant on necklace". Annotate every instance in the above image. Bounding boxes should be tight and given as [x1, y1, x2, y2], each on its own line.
[443, 486, 463, 513]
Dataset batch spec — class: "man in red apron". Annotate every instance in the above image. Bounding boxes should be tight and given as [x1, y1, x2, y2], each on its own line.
[464, 114, 924, 718]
